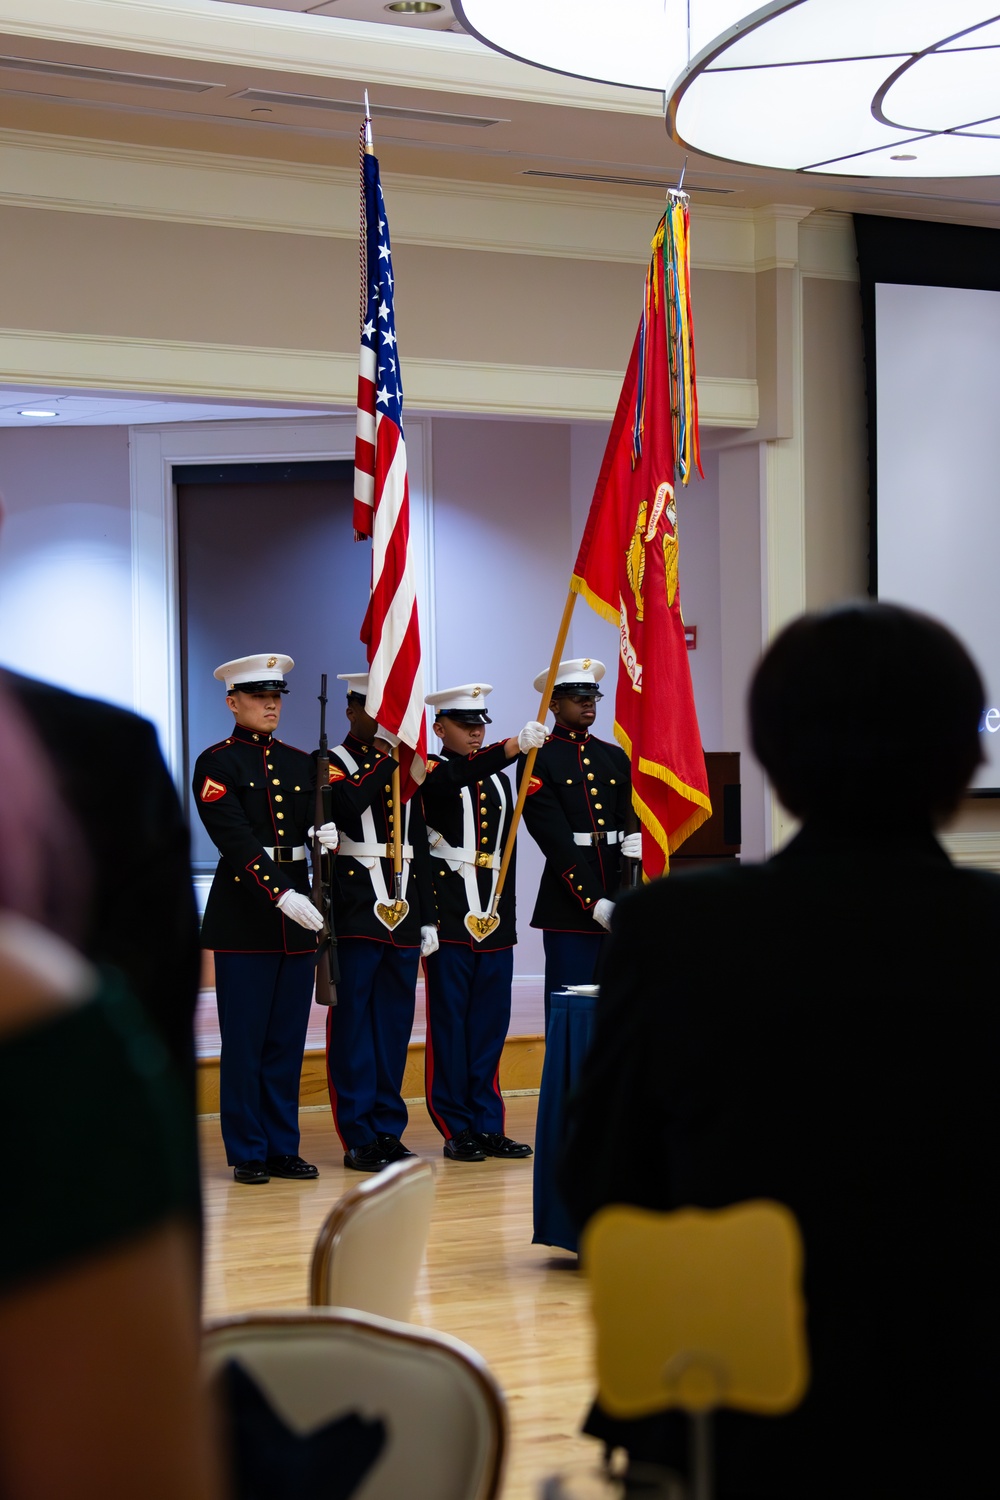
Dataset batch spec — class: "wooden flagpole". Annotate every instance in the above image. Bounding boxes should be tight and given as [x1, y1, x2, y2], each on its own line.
[391, 761, 404, 910]
[488, 587, 579, 919]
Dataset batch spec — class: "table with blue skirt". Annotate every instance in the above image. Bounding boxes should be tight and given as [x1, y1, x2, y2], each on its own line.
[532, 986, 597, 1253]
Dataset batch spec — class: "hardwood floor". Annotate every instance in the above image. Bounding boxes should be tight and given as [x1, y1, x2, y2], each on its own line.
[200, 1095, 606, 1498]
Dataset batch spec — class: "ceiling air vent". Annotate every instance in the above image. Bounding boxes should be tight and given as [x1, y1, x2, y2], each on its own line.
[233, 88, 504, 127]
[0, 55, 217, 92]
[520, 170, 734, 193]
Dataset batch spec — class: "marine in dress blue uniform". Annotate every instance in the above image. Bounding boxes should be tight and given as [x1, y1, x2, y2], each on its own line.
[519, 659, 639, 1030]
[421, 685, 546, 1163]
[193, 654, 330, 1185]
[323, 673, 438, 1172]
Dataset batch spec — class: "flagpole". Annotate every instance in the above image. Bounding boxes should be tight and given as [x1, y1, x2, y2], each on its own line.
[488, 586, 578, 918]
[391, 761, 404, 910]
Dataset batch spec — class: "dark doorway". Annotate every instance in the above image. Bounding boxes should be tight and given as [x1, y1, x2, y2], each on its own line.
[176, 461, 371, 870]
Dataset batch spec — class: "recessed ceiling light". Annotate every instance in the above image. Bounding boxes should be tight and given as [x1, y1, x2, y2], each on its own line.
[890, 154, 917, 161]
[386, 2, 443, 12]
[18, 408, 57, 417]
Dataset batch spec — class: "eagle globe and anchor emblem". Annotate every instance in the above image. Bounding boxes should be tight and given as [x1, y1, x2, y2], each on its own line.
[625, 479, 679, 621]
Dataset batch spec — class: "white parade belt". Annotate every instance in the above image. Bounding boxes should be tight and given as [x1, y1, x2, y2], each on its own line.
[426, 834, 500, 871]
[573, 830, 624, 846]
[426, 765, 510, 943]
[331, 743, 413, 932]
[337, 838, 415, 862]
[263, 844, 308, 862]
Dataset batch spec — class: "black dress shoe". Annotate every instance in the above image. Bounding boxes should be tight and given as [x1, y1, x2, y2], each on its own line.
[477, 1132, 533, 1159]
[443, 1129, 486, 1162]
[266, 1154, 319, 1180]
[344, 1142, 390, 1172]
[376, 1133, 416, 1164]
[233, 1159, 270, 1185]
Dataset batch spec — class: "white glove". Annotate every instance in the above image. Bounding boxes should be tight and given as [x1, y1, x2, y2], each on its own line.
[309, 821, 339, 852]
[517, 720, 548, 752]
[420, 925, 440, 957]
[375, 725, 400, 748]
[593, 897, 616, 932]
[621, 832, 642, 860]
[277, 889, 324, 932]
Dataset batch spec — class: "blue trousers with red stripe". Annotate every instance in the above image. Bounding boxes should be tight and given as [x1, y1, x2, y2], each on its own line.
[423, 944, 513, 1139]
[214, 950, 315, 1166]
[325, 938, 418, 1150]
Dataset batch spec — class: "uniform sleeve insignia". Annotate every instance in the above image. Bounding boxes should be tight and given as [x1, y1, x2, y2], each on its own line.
[425, 760, 439, 773]
[328, 766, 347, 783]
[526, 775, 543, 796]
[200, 777, 226, 803]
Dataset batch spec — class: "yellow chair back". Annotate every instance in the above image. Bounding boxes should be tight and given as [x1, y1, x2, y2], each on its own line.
[582, 1199, 809, 1420]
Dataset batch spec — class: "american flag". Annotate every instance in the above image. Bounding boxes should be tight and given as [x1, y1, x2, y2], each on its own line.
[354, 126, 427, 793]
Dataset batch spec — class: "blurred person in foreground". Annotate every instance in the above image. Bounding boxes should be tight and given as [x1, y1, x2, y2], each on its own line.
[0, 686, 218, 1500]
[560, 601, 999, 1500]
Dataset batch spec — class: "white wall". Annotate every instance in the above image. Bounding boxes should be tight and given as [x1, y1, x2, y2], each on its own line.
[0, 426, 133, 705]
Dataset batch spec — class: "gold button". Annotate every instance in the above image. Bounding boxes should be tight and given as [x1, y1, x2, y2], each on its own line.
[598, 819, 605, 826]
[253, 864, 260, 870]
[348, 869, 355, 875]
[274, 795, 283, 803]
[234, 876, 240, 883]
[263, 875, 270, 881]
[388, 814, 394, 823]
[590, 788, 598, 796]
[272, 779, 280, 787]
[587, 773, 594, 781]
[481, 837, 488, 845]
[595, 803, 603, 810]
[610, 779, 616, 785]
[363, 762, 371, 769]
[439, 869, 446, 876]
[583, 758, 591, 766]
[295, 785, 301, 791]
[276, 812, 284, 820]
[249, 781, 255, 787]
[566, 779, 573, 785]
[385, 784, 392, 793]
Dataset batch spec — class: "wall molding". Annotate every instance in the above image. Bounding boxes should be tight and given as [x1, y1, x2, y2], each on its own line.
[940, 831, 1000, 873]
[0, 326, 758, 424]
[0, 126, 853, 279]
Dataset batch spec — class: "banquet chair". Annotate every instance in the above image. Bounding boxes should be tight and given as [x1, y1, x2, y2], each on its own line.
[582, 1200, 809, 1500]
[204, 1307, 506, 1500]
[309, 1156, 435, 1321]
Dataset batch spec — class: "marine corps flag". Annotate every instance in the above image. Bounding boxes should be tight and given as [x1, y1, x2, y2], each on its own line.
[571, 197, 711, 877]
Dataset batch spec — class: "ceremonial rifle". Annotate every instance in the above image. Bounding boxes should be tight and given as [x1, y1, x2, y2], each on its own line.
[312, 674, 339, 1001]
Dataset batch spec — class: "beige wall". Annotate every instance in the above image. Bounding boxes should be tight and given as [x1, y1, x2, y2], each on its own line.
[0, 203, 758, 384]
[802, 275, 869, 607]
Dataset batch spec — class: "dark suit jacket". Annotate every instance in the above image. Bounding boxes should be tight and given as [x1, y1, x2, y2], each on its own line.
[6, 671, 201, 1090]
[559, 823, 1000, 1499]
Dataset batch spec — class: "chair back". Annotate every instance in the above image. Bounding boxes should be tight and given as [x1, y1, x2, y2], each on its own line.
[582, 1199, 809, 1419]
[309, 1157, 435, 1321]
[204, 1307, 506, 1500]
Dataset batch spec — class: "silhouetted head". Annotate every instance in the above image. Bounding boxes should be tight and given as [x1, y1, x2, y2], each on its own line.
[749, 602, 985, 829]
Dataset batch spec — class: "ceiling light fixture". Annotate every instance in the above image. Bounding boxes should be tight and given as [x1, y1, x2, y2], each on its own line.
[386, 2, 443, 12]
[18, 408, 58, 417]
[456, 1, 1000, 177]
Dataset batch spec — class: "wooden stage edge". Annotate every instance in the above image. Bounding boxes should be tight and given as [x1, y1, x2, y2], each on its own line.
[197, 1034, 545, 1117]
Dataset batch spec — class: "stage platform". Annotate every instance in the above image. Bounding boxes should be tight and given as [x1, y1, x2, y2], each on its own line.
[195, 974, 546, 1116]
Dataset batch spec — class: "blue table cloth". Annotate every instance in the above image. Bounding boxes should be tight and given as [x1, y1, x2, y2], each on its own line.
[532, 986, 597, 1252]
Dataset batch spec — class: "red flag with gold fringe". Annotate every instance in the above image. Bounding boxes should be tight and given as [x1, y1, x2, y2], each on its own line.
[571, 199, 710, 877]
